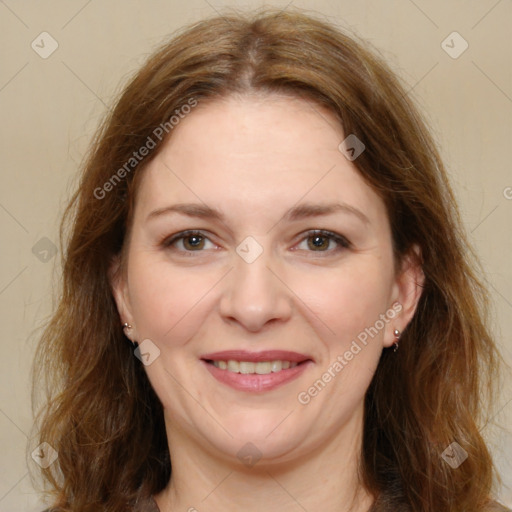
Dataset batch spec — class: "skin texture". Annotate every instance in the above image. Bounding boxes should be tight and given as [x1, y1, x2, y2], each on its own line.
[110, 94, 424, 512]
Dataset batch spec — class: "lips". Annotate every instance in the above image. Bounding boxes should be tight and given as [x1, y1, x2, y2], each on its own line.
[200, 350, 312, 363]
[200, 350, 314, 392]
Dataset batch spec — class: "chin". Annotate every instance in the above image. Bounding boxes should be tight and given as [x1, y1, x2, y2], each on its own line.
[222, 422, 306, 462]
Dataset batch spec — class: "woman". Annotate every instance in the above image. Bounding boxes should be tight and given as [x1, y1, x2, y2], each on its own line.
[31, 8, 510, 512]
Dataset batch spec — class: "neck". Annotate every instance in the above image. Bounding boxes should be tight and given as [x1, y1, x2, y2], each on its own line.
[154, 404, 375, 512]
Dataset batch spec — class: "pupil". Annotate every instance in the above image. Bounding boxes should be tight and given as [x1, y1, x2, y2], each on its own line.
[311, 235, 327, 249]
[187, 235, 203, 248]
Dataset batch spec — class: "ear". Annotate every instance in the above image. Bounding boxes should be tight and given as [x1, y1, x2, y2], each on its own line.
[384, 244, 425, 348]
[108, 253, 136, 340]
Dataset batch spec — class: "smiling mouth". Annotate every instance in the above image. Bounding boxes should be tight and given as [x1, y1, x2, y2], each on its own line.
[203, 359, 311, 374]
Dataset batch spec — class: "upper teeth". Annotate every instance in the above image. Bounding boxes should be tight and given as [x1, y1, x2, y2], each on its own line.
[211, 360, 298, 374]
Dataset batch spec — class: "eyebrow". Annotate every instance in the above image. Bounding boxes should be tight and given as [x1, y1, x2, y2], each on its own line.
[146, 201, 370, 225]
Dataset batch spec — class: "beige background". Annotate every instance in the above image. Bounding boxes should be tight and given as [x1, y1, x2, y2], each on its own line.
[0, 0, 511, 510]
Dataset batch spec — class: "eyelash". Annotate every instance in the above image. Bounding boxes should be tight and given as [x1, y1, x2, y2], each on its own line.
[161, 229, 351, 256]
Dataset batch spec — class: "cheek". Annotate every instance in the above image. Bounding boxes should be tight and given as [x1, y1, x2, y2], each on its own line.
[290, 263, 393, 408]
[127, 254, 215, 345]
[289, 260, 393, 342]
[126, 246, 394, 352]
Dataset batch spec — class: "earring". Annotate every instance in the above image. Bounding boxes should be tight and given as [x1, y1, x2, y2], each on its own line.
[393, 329, 401, 352]
[122, 323, 139, 349]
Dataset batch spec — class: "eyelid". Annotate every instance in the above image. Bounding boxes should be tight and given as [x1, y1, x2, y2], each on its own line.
[293, 229, 351, 253]
[162, 230, 217, 249]
[161, 229, 351, 254]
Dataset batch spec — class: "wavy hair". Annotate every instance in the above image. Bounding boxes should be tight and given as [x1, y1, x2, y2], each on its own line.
[30, 8, 508, 512]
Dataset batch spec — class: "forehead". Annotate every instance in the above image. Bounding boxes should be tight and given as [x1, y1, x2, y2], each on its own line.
[132, 94, 387, 228]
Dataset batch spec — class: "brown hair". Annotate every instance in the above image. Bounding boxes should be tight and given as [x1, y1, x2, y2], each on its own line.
[30, 8, 509, 511]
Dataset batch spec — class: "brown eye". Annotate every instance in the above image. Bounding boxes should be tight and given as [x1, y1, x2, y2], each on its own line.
[163, 230, 215, 252]
[307, 234, 331, 251]
[297, 230, 350, 253]
[182, 234, 205, 250]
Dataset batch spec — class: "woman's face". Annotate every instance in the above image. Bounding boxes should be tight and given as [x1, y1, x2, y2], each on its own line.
[111, 94, 421, 464]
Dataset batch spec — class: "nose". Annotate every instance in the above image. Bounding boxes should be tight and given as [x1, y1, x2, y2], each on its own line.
[218, 249, 293, 332]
